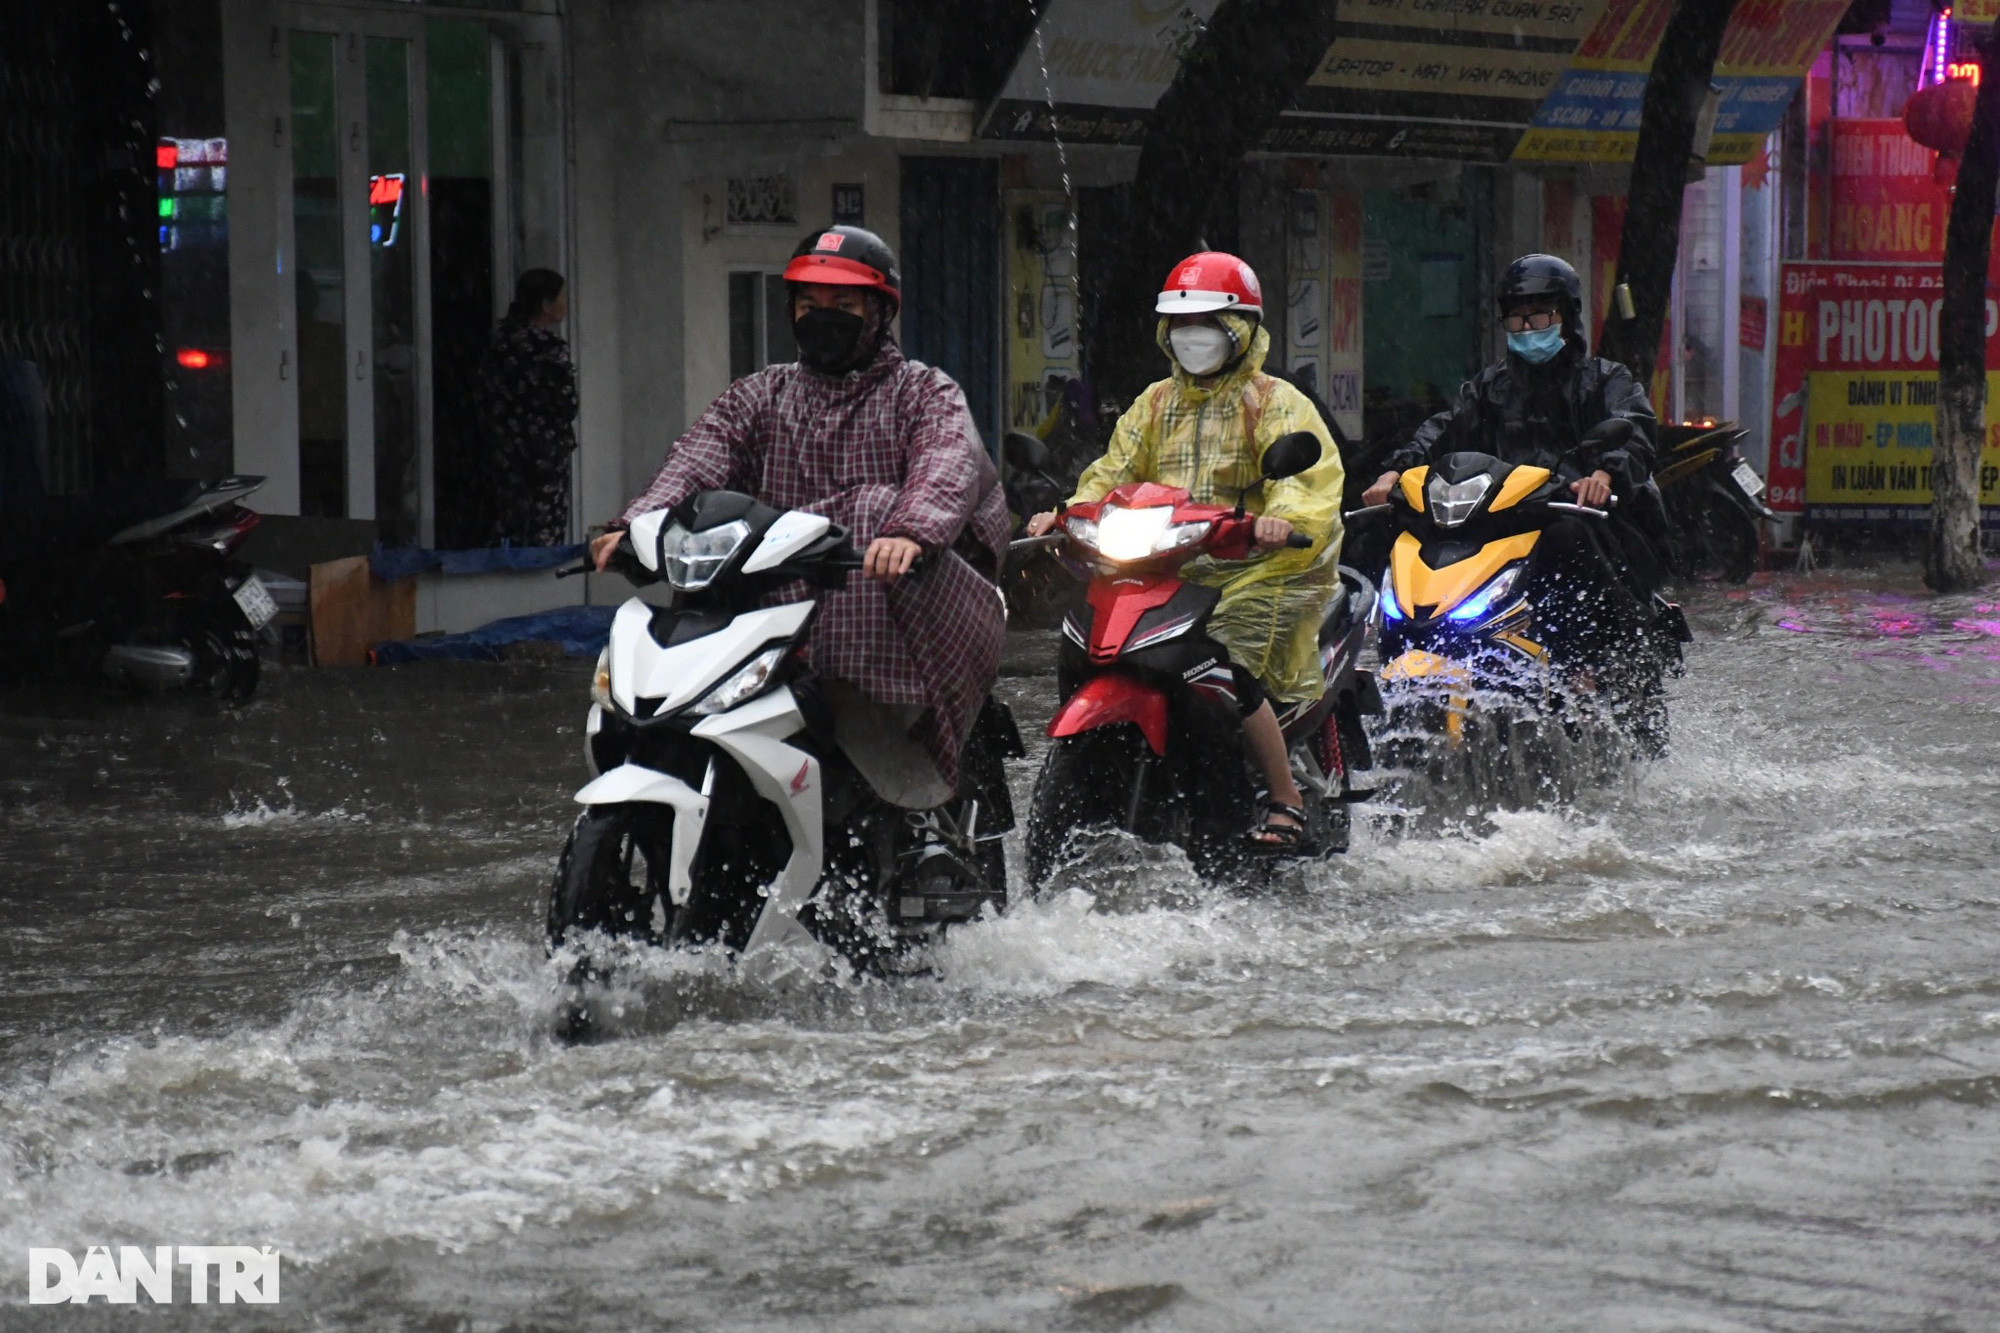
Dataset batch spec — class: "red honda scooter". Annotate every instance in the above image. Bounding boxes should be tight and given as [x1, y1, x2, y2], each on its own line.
[1021, 432, 1380, 884]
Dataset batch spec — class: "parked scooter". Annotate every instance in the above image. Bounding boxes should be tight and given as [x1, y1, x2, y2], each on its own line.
[1021, 432, 1380, 885]
[1000, 430, 1083, 627]
[1654, 422, 1772, 583]
[0, 476, 273, 699]
[547, 491, 1022, 974]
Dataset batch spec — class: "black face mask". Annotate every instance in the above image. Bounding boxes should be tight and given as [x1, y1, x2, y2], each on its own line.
[793, 307, 868, 373]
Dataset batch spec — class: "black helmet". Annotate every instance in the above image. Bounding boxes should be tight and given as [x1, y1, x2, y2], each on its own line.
[1497, 253, 1581, 314]
[784, 225, 902, 311]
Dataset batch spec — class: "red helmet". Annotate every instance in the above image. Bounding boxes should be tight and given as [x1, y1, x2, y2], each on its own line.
[1156, 251, 1262, 318]
[782, 225, 902, 307]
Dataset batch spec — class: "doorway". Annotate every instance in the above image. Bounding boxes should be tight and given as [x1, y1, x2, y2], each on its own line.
[274, 3, 564, 548]
[282, 13, 425, 543]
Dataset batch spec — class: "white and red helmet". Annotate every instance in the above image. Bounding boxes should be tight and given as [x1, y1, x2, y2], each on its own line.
[1156, 251, 1263, 318]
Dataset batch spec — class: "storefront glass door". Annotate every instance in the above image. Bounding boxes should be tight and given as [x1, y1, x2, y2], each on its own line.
[284, 11, 426, 545]
[279, 4, 565, 548]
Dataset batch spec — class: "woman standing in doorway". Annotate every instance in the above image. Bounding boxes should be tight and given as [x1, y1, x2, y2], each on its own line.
[479, 269, 578, 547]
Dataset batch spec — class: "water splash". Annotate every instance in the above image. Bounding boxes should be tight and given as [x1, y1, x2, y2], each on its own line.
[1026, 0, 1082, 358]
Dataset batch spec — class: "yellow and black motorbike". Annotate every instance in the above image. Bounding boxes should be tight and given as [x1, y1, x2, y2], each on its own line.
[1355, 427, 1689, 797]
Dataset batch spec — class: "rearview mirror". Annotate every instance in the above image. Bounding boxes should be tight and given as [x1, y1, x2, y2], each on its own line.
[1261, 431, 1322, 482]
[1002, 431, 1052, 474]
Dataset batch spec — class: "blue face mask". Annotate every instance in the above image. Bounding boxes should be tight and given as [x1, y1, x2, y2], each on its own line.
[1507, 324, 1565, 364]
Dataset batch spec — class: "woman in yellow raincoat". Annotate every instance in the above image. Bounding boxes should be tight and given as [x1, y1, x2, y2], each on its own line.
[1027, 251, 1345, 850]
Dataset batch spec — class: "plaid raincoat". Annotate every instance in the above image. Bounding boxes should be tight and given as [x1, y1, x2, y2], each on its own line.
[617, 339, 1008, 792]
[1071, 317, 1346, 702]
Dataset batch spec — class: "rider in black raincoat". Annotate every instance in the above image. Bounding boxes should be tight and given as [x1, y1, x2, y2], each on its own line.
[1361, 253, 1664, 674]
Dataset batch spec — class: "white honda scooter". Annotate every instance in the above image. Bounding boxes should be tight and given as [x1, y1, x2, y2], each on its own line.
[549, 490, 1019, 974]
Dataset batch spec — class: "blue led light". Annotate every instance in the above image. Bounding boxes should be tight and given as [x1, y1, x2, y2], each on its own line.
[1448, 567, 1520, 623]
[1381, 577, 1403, 620]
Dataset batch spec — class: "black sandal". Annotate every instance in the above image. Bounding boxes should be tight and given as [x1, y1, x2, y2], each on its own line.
[1247, 801, 1306, 853]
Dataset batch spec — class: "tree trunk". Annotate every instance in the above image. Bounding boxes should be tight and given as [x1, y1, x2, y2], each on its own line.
[1083, 0, 1343, 416]
[1927, 21, 2000, 594]
[1597, 0, 1737, 383]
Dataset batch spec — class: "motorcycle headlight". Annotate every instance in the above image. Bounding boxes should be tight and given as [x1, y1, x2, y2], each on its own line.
[1380, 574, 1404, 621]
[590, 648, 612, 707]
[687, 645, 789, 716]
[1447, 566, 1523, 624]
[1090, 506, 1210, 562]
[660, 519, 751, 590]
[1426, 473, 1492, 528]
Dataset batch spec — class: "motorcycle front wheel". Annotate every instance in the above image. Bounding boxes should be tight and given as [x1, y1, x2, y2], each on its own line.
[1025, 727, 1143, 887]
[547, 804, 675, 950]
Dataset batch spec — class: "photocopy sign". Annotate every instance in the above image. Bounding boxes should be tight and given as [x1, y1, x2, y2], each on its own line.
[1772, 262, 2000, 524]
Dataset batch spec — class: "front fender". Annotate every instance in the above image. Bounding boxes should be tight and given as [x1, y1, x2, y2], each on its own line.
[572, 763, 710, 905]
[1048, 673, 1169, 756]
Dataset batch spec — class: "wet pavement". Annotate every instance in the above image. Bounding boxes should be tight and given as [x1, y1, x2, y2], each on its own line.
[5, 567, 2000, 1330]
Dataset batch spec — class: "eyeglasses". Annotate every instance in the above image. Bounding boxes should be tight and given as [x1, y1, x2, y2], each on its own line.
[1501, 309, 1561, 332]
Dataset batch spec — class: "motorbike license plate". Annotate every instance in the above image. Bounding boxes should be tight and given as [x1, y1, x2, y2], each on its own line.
[232, 573, 279, 629]
[1731, 460, 1766, 498]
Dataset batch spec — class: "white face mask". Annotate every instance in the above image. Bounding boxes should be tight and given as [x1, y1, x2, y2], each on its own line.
[1169, 324, 1234, 376]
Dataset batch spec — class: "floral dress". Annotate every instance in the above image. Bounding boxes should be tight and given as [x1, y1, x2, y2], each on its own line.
[478, 320, 578, 547]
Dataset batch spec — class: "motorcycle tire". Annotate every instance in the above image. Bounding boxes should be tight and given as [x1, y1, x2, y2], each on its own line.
[1669, 486, 1758, 584]
[547, 804, 676, 950]
[1025, 728, 1137, 887]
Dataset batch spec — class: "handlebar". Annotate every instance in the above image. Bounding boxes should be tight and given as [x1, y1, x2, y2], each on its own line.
[1284, 532, 1313, 549]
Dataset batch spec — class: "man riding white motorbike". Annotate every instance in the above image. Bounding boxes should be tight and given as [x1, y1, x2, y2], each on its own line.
[591, 224, 1007, 810]
[570, 225, 1014, 964]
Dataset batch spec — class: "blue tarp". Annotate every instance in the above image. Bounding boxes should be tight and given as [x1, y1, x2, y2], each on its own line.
[369, 604, 616, 665]
[369, 542, 586, 582]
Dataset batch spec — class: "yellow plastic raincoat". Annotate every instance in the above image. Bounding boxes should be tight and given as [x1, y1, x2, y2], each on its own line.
[1070, 316, 1346, 703]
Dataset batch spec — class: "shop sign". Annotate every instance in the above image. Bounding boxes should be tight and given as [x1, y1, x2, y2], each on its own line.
[1514, 0, 1848, 165]
[1741, 295, 1768, 351]
[981, 0, 1222, 146]
[1829, 120, 1948, 264]
[1772, 262, 2000, 522]
[1275, 188, 1364, 440]
[1003, 191, 1081, 433]
[1279, 0, 1610, 161]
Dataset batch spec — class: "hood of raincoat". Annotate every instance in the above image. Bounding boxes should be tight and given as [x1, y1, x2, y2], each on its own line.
[1070, 310, 1346, 703]
[1156, 313, 1267, 398]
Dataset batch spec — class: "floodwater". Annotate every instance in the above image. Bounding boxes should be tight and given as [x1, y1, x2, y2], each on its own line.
[5, 568, 2000, 1330]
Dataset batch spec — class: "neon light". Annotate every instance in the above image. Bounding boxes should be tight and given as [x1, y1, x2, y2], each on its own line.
[158, 198, 175, 219]
[1935, 8, 1953, 88]
[1950, 61, 1983, 86]
[156, 143, 177, 169]
[175, 349, 211, 370]
[367, 172, 406, 247]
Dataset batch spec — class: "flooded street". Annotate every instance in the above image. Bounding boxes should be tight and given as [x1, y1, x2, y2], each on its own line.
[6, 569, 2000, 1330]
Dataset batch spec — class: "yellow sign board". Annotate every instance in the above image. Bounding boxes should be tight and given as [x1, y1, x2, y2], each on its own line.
[1804, 371, 2000, 507]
